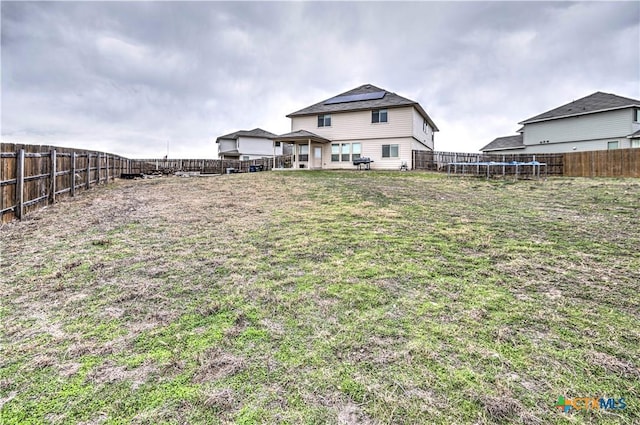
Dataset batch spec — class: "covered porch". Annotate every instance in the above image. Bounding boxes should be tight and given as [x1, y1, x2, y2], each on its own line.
[273, 130, 332, 170]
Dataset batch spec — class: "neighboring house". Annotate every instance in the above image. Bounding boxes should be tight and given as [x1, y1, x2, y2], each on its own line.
[215, 128, 280, 160]
[481, 92, 640, 154]
[273, 84, 438, 170]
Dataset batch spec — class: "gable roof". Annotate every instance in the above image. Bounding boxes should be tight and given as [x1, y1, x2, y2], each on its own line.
[520, 92, 640, 124]
[273, 129, 332, 144]
[287, 84, 439, 131]
[216, 128, 276, 143]
[480, 134, 524, 152]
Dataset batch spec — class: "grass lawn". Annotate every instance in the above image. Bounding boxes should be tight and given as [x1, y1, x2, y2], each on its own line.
[1, 171, 638, 424]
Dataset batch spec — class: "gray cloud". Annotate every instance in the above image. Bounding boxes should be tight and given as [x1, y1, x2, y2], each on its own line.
[2, 1, 638, 157]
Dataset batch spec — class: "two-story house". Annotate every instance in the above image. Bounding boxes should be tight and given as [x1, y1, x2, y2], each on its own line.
[273, 84, 438, 170]
[215, 128, 280, 160]
[481, 92, 640, 154]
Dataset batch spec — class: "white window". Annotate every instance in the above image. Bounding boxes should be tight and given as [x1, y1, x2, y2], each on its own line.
[341, 143, 350, 161]
[607, 141, 619, 150]
[330, 143, 361, 161]
[318, 114, 331, 127]
[299, 144, 309, 161]
[382, 144, 399, 158]
[423, 119, 429, 133]
[372, 109, 388, 123]
[631, 140, 640, 148]
[635, 109, 640, 122]
[352, 143, 361, 160]
[242, 155, 250, 161]
[274, 141, 281, 147]
[331, 144, 340, 161]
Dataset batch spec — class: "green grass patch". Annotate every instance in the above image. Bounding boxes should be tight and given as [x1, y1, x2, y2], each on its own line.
[1, 172, 638, 424]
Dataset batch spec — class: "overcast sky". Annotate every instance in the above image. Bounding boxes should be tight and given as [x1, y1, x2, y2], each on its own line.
[2, 1, 639, 158]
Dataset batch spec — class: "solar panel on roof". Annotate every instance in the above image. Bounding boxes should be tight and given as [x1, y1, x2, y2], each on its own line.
[324, 91, 386, 105]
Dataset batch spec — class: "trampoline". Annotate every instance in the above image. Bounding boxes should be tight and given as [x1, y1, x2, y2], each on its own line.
[447, 160, 547, 180]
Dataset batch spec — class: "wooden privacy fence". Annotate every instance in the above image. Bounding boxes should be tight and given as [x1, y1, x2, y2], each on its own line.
[1, 143, 133, 223]
[129, 155, 292, 174]
[563, 148, 640, 178]
[3, 141, 638, 223]
[412, 150, 564, 176]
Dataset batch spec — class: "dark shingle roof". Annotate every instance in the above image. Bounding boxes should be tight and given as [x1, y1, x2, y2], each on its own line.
[216, 128, 277, 142]
[480, 134, 524, 152]
[273, 130, 332, 144]
[287, 84, 439, 131]
[520, 92, 640, 124]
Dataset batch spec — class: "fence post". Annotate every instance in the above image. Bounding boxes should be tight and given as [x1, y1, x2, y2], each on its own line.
[106, 154, 110, 181]
[97, 153, 101, 184]
[86, 153, 91, 189]
[50, 149, 57, 204]
[16, 148, 24, 220]
[71, 152, 76, 197]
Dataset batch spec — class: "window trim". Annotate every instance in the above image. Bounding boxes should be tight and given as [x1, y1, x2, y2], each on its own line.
[331, 144, 340, 162]
[382, 144, 399, 158]
[330, 142, 362, 162]
[318, 114, 331, 127]
[372, 109, 388, 124]
[607, 141, 619, 150]
[299, 144, 309, 161]
[352, 143, 362, 160]
[341, 143, 350, 162]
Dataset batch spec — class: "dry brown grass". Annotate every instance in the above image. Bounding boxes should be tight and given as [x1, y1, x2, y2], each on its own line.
[1, 172, 639, 424]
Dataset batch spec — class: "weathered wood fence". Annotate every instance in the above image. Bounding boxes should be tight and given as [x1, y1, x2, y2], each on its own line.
[563, 148, 640, 178]
[1, 143, 133, 223]
[412, 150, 565, 176]
[3, 141, 639, 224]
[412, 149, 640, 177]
[0, 143, 293, 223]
[129, 155, 292, 174]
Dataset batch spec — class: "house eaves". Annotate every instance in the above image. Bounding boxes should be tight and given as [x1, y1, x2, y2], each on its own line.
[287, 84, 439, 131]
[519, 92, 640, 125]
[273, 130, 332, 144]
[215, 128, 277, 143]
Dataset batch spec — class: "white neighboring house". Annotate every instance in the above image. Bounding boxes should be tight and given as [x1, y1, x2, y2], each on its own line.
[273, 84, 438, 170]
[215, 128, 280, 160]
[481, 92, 640, 154]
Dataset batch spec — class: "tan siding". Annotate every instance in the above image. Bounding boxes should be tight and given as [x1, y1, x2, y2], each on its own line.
[411, 108, 434, 149]
[292, 107, 414, 141]
[320, 137, 413, 170]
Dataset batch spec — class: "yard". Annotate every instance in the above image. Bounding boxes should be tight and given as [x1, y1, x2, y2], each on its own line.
[1, 171, 638, 424]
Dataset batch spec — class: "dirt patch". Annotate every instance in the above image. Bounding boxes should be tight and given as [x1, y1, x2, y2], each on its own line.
[587, 351, 639, 378]
[203, 387, 236, 411]
[480, 395, 522, 421]
[87, 360, 158, 389]
[337, 401, 374, 425]
[193, 348, 245, 383]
